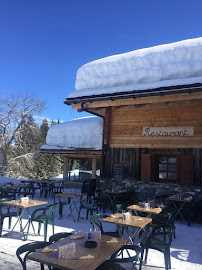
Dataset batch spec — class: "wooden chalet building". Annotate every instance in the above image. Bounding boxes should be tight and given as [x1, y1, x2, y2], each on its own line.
[64, 38, 202, 186]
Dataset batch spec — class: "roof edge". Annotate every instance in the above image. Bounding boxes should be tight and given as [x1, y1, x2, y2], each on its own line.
[64, 83, 202, 106]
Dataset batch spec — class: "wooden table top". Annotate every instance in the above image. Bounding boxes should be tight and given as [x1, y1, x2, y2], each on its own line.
[103, 213, 152, 229]
[27, 232, 127, 270]
[127, 204, 162, 215]
[55, 192, 87, 198]
[2, 199, 48, 208]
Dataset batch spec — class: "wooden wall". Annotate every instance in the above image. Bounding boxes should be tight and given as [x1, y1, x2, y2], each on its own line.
[102, 147, 202, 186]
[101, 101, 202, 186]
[109, 103, 202, 149]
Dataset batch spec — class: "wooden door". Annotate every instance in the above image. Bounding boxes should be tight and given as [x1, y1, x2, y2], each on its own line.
[141, 154, 151, 182]
[180, 155, 193, 186]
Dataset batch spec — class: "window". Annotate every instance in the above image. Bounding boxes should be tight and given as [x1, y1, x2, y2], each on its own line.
[158, 156, 177, 182]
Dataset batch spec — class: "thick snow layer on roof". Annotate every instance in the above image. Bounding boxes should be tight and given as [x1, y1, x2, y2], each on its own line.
[68, 37, 202, 99]
[41, 116, 103, 150]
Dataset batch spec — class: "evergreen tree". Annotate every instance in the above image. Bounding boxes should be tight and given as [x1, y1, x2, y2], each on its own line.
[39, 119, 49, 145]
[33, 153, 62, 179]
[50, 119, 57, 127]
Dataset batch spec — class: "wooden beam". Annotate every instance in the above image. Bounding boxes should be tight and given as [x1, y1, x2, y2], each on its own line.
[63, 156, 69, 182]
[111, 99, 202, 112]
[92, 156, 97, 179]
[70, 91, 202, 110]
[104, 107, 111, 146]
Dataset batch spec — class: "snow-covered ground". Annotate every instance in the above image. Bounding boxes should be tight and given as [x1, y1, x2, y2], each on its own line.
[0, 176, 202, 270]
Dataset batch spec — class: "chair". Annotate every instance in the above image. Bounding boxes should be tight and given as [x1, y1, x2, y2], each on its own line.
[0, 198, 18, 236]
[16, 241, 49, 270]
[58, 179, 96, 219]
[52, 181, 64, 195]
[139, 226, 172, 270]
[90, 213, 119, 237]
[18, 184, 34, 199]
[96, 263, 126, 270]
[49, 232, 73, 243]
[78, 197, 98, 221]
[27, 203, 57, 241]
[96, 245, 141, 270]
[150, 209, 176, 240]
[40, 181, 53, 199]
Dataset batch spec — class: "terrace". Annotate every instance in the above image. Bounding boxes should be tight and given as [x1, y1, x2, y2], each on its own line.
[0, 176, 202, 270]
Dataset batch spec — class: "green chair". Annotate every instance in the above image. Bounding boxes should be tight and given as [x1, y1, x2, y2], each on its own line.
[90, 213, 119, 237]
[115, 204, 123, 212]
[0, 198, 17, 236]
[96, 245, 141, 270]
[139, 226, 172, 270]
[149, 210, 176, 241]
[49, 232, 73, 243]
[16, 241, 49, 270]
[27, 203, 57, 241]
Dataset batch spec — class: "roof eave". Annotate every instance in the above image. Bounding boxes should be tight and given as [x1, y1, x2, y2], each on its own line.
[64, 83, 202, 106]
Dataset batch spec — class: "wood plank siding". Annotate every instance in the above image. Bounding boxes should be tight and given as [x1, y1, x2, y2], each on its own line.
[101, 101, 202, 185]
[102, 148, 202, 186]
[109, 105, 202, 149]
[73, 91, 202, 185]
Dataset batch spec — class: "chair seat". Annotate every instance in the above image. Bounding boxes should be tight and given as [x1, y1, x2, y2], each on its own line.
[1, 211, 17, 218]
[33, 214, 53, 222]
[141, 236, 169, 252]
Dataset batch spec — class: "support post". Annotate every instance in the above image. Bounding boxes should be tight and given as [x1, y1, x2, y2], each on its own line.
[63, 156, 69, 182]
[92, 156, 97, 179]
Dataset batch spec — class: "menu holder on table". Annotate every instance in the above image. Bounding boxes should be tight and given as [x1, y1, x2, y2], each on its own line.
[57, 242, 75, 259]
[20, 196, 29, 204]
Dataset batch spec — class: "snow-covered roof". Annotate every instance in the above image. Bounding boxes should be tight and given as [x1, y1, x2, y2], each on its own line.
[67, 37, 202, 100]
[40, 116, 103, 152]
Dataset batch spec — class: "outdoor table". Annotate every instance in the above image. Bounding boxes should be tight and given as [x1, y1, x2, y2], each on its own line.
[27, 232, 127, 270]
[55, 192, 87, 221]
[2, 199, 48, 240]
[166, 194, 193, 225]
[127, 204, 162, 217]
[103, 213, 152, 244]
[104, 190, 127, 210]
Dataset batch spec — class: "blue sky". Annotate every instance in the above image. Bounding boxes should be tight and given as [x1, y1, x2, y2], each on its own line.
[0, 0, 202, 123]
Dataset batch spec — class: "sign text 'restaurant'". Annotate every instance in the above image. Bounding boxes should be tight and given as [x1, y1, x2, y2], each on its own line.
[143, 127, 194, 137]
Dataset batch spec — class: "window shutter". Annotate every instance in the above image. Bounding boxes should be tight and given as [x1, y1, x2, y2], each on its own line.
[180, 155, 193, 186]
[141, 154, 151, 182]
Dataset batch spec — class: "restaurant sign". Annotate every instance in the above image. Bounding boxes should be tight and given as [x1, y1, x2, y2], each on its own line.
[143, 127, 194, 137]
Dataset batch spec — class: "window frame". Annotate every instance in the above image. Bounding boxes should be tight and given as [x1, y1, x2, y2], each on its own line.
[157, 154, 178, 183]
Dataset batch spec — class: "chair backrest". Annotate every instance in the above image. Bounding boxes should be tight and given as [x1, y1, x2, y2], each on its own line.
[49, 232, 73, 243]
[44, 203, 58, 220]
[16, 241, 49, 270]
[90, 214, 109, 232]
[81, 179, 96, 197]
[0, 198, 13, 214]
[147, 227, 173, 246]
[81, 198, 97, 210]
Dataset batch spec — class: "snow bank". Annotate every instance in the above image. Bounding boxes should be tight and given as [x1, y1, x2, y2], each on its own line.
[68, 37, 202, 98]
[43, 116, 103, 150]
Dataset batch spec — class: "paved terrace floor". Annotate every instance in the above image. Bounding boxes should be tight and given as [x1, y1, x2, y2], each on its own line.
[0, 191, 202, 270]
